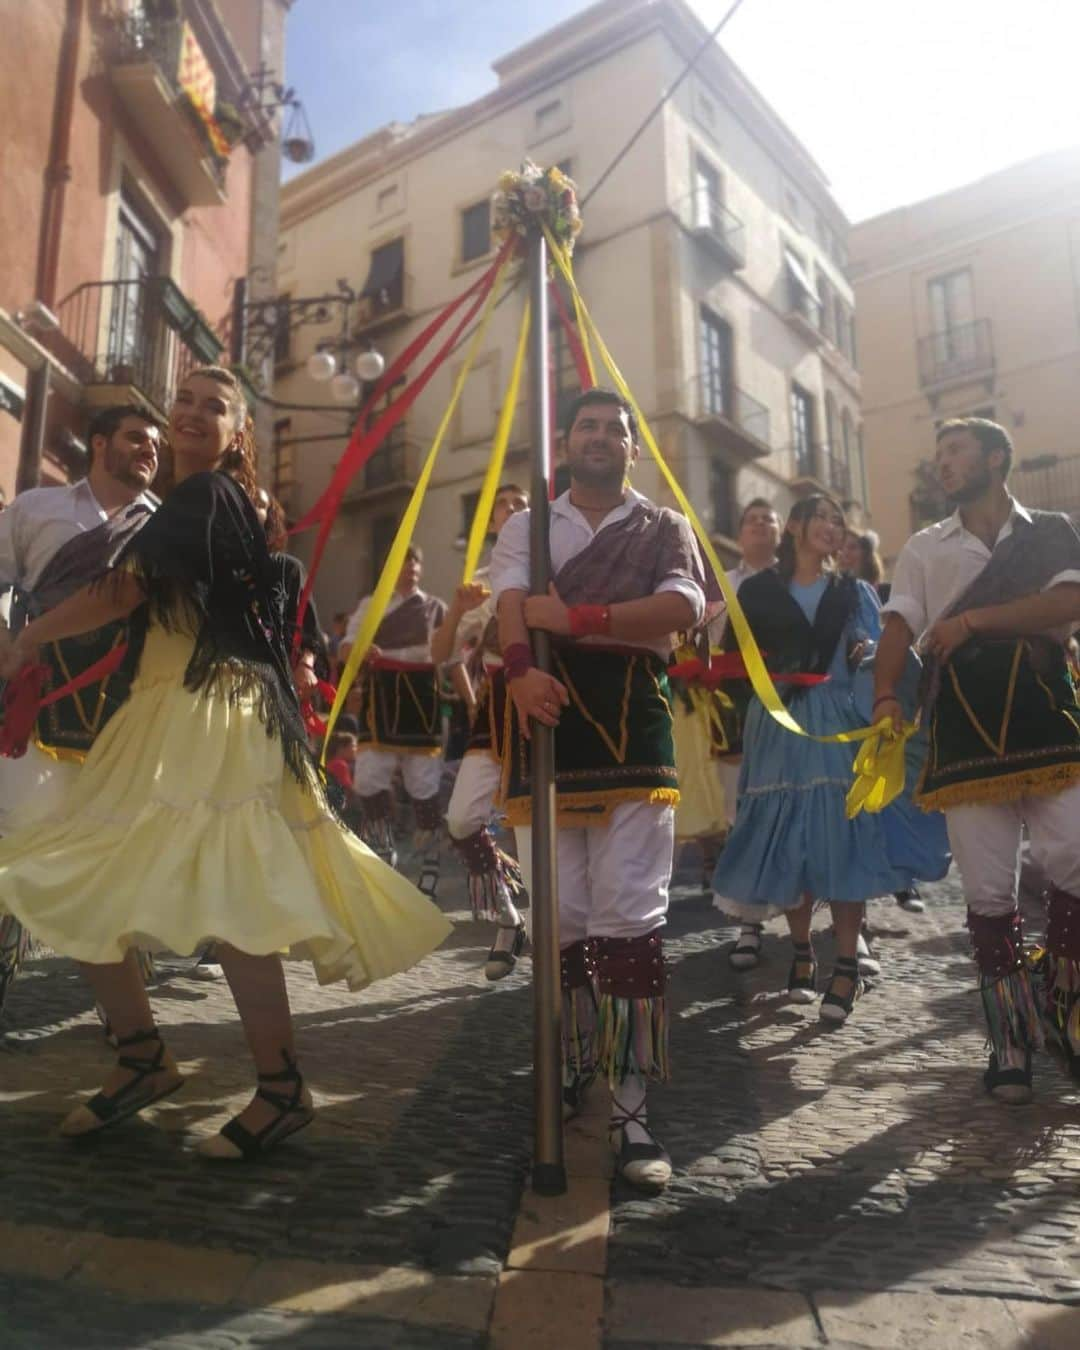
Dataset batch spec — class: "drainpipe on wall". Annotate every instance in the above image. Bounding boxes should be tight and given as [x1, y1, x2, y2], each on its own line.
[35, 0, 83, 308]
[19, 0, 82, 493]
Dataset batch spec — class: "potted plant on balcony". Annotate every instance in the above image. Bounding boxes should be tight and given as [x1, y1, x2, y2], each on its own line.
[213, 100, 248, 150]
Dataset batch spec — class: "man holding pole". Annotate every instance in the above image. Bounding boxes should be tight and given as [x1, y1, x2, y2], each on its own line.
[491, 388, 707, 1191]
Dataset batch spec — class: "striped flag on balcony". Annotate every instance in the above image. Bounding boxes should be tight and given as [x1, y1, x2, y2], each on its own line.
[178, 22, 231, 159]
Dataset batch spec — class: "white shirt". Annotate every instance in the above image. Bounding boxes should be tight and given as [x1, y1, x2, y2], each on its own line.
[883, 498, 1080, 642]
[0, 479, 155, 595]
[706, 559, 771, 645]
[489, 489, 706, 658]
[344, 589, 435, 664]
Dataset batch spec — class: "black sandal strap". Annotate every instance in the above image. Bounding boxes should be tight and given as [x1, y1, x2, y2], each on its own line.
[214, 1052, 311, 1158]
[84, 1028, 178, 1125]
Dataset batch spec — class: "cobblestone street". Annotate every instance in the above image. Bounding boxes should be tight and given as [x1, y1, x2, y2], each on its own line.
[1, 853, 1078, 1348]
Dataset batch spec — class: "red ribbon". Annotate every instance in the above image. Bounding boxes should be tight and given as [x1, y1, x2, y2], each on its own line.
[300, 678, 337, 740]
[288, 241, 513, 652]
[0, 643, 129, 759]
[667, 652, 829, 689]
[549, 278, 594, 392]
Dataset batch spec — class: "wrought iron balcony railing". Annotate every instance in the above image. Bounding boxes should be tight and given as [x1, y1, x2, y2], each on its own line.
[917, 318, 994, 389]
[693, 375, 772, 456]
[364, 430, 414, 491]
[52, 276, 224, 415]
[105, 8, 245, 203]
[688, 194, 747, 269]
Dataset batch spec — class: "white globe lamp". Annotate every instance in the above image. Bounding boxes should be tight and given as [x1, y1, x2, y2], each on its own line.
[355, 348, 386, 382]
[307, 349, 336, 382]
[331, 371, 361, 403]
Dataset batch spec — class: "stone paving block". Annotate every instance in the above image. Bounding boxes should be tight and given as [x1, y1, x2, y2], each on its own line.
[507, 1177, 610, 1275]
[607, 1282, 820, 1345]
[565, 1111, 617, 1179]
[1004, 1298, 1080, 1348]
[490, 1269, 603, 1349]
[815, 1290, 1025, 1347]
[0, 1218, 95, 1281]
[72, 1232, 258, 1305]
[238, 1257, 494, 1329]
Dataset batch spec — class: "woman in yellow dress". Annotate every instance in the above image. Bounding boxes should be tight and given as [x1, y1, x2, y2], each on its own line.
[0, 367, 452, 1159]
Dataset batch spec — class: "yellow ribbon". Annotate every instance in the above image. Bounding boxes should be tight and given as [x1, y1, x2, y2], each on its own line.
[541, 226, 911, 814]
[845, 721, 917, 818]
[321, 256, 512, 761]
[462, 298, 531, 583]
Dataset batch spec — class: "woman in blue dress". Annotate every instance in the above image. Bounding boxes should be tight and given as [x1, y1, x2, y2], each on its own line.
[712, 495, 919, 1022]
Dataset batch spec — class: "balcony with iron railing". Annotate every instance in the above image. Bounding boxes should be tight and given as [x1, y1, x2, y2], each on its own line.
[105, 7, 246, 206]
[51, 276, 224, 415]
[354, 274, 415, 337]
[691, 374, 771, 459]
[784, 280, 824, 346]
[687, 192, 747, 270]
[917, 318, 995, 392]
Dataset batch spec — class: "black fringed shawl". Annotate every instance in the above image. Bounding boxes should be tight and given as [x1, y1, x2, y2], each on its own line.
[119, 470, 311, 783]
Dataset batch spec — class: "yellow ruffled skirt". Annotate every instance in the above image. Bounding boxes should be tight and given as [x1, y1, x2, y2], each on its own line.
[672, 697, 727, 842]
[0, 625, 452, 988]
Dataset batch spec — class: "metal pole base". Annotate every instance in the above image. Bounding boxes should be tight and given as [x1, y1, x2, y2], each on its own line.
[531, 1161, 568, 1196]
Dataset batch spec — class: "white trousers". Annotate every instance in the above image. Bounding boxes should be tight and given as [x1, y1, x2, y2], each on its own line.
[446, 752, 501, 841]
[946, 779, 1080, 916]
[353, 748, 443, 801]
[515, 801, 674, 944]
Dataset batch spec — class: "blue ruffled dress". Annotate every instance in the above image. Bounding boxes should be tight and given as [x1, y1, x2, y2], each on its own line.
[712, 577, 949, 920]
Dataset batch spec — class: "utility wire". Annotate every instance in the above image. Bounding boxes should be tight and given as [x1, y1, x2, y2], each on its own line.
[437, 0, 749, 363]
[581, 0, 747, 208]
[259, 0, 747, 410]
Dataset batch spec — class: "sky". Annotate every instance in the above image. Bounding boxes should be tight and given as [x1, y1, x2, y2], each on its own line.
[284, 0, 1080, 222]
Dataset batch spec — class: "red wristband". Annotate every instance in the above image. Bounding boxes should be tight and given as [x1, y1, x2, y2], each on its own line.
[568, 604, 611, 638]
[502, 642, 533, 681]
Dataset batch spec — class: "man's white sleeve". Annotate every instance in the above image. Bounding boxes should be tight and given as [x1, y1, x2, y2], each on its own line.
[881, 542, 927, 638]
[344, 597, 370, 644]
[489, 509, 531, 600]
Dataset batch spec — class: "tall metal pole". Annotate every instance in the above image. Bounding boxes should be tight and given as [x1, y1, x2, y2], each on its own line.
[527, 225, 566, 1196]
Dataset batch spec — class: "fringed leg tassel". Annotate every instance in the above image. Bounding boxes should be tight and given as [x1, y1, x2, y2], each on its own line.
[0, 915, 30, 1012]
[563, 981, 599, 1078]
[1043, 886, 1080, 1073]
[452, 828, 500, 921]
[561, 940, 597, 1078]
[596, 993, 669, 1086]
[413, 798, 443, 898]
[592, 930, 669, 1087]
[968, 908, 1044, 1059]
[359, 791, 396, 863]
[979, 967, 1044, 1060]
[452, 828, 529, 922]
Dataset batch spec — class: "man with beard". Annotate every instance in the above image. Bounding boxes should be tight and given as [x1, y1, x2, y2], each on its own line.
[491, 388, 707, 1191]
[875, 418, 1080, 1101]
[0, 404, 159, 1010]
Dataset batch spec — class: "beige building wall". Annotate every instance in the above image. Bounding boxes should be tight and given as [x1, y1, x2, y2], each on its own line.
[850, 146, 1080, 566]
[276, 0, 862, 623]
